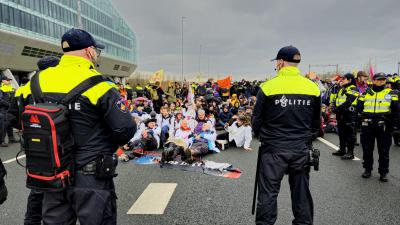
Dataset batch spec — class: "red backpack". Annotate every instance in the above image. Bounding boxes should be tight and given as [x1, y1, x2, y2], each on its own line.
[21, 74, 107, 191]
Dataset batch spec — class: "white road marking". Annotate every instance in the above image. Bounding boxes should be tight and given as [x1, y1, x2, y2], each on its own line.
[127, 183, 177, 215]
[2, 154, 26, 164]
[317, 137, 361, 161]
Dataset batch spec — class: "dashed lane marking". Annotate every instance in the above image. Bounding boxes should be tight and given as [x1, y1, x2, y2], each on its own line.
[127, 183, 177, 215]
[2, 154, 26, 164]
[317, 137, 361, 161]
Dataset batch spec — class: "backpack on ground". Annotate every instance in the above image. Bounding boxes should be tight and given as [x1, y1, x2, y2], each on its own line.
[21, 74, 107, 191]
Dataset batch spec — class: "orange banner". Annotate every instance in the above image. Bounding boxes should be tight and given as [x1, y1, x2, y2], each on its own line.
[217, 75, 232, 88]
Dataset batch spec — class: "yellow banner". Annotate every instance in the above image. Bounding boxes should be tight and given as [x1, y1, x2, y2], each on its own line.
[149, 69, 164, 83]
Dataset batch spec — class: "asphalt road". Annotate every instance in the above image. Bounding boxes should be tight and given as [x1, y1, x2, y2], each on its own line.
[1, 133, 400, 225]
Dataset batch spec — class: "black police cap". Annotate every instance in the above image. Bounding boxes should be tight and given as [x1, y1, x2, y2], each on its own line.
[373, 73, 386, 80]
[61, 28, 105, 52]
[271, 45, 301, 63]
[0, 73, 11, 81]
[342, 73, 355, 80]
[37, 56, 60, 71]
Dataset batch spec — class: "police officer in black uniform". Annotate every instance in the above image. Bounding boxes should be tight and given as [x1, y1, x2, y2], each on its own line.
[357, 73, 399, 182]
[252, 46, 321, 225]
[331, 73, 359, 159]
[0, 75, 16, 147]
[16, 29, 136, 224]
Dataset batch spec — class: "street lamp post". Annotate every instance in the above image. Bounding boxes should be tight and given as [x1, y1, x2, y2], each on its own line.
[397, 62, 400, 75]
[181, 16, 186, 82]
[77, 0, 83, 29]
[199, 44, 202, 74]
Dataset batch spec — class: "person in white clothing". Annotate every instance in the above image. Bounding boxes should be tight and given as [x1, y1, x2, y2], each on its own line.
[217, 115, 252, 151]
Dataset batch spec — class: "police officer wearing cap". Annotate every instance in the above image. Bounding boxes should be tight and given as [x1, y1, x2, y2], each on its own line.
[16, 28, 136, 224]
[252, 46, 320, 225]
[331, 73, 359, 159]
[0, 75, 17, 146]
[357, 73, 399, 182]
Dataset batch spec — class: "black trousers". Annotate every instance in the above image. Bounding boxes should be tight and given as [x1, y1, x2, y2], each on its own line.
[337, 111, 356, 153]
[361, 123, 392, 174]
[24, 190, 44, 225]
[256, 149, 313, 225]
[42, 174, 117, 225]
[0, 113, 14, 143]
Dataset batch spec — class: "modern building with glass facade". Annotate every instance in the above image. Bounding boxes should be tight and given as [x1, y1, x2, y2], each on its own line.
[0, 0, 137, 80]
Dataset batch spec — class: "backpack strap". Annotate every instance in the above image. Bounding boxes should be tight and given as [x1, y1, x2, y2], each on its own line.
[60, 75, 108, 105]
[30, 72, 44, 104]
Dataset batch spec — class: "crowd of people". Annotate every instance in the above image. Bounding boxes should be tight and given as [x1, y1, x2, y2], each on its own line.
[0, 27, 397, 225]
[115, 79, 260, 163]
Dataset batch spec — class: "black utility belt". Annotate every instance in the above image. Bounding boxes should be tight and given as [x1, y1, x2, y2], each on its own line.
[361, 118, 386, 127]
[76, 154, 118, 179]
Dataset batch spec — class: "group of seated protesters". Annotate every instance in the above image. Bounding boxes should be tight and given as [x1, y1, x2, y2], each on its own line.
[116, 82, 255, 163]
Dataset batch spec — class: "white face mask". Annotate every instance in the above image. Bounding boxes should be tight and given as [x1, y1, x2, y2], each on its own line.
[87, 47, 100, 66]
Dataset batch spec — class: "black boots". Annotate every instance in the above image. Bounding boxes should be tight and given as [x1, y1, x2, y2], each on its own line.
[379, 174, 388, 182]
[341, 149, 354, 160]
[332, 149, 346, 156]
[362, 171, 388, 182]
[362, 170, 371, 178]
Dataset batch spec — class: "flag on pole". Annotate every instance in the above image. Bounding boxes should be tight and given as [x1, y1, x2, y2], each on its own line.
[217, 75, 232, 88]
[187, 83, 195, 106]
[149, 69, 164, 83]
[369, 64, 374, 80]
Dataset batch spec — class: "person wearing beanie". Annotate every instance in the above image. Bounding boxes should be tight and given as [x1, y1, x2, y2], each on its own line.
[332, 73, 359, 159]
[356, 70, 369, 94]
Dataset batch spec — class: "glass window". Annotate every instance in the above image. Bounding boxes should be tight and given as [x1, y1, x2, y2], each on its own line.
[38, 16, 42, 34]
[0, 4, 3, 24]
[25, 12, 31, 30]
[8, 6, 15, 26]
[34, 0, 40, 11]
[20, 11, 26, 29]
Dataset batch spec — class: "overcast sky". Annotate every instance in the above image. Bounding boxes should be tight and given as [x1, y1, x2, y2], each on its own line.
[112, 0, 400, 80]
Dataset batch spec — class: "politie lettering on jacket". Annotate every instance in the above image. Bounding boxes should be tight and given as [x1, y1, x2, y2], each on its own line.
[35, 100, 82, 111]
[68, 102, 81, 110]
[275, 95, 311, 108]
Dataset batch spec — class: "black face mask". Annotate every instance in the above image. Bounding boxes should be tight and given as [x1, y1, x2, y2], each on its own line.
[372, 84, 385, 92]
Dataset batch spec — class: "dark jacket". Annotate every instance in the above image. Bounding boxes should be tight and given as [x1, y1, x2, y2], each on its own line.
[14, 55, 136, 169]
[218, 111, 233, 123]
[252, 67, 321, 152]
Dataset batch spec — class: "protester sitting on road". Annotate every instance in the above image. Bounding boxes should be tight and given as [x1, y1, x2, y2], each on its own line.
[170, 110, 184, 137]
[217, 115, 253, 151]
[218, 104, 233, 127]
[182, 123, 219, 163]
[129, 118, 160, 151]
[193, 109, 213, 135]
[142, 100, 153, 114]
[157, 106, 173, 146]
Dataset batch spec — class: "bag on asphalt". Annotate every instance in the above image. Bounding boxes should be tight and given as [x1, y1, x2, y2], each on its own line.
[21, 73, 106, 191]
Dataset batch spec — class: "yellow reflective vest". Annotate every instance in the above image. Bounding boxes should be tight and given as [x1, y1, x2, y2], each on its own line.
[358, 88, 398, 114]
[334, 85, 358, 107]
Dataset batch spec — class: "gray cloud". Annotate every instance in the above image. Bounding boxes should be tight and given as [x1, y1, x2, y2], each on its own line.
[113, 0, 400, 80]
